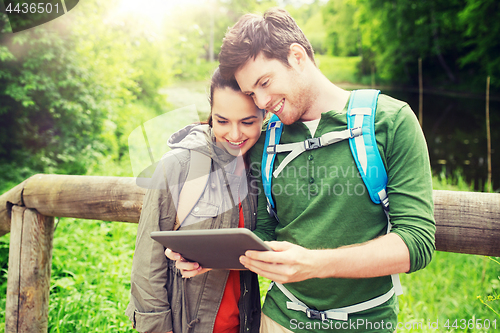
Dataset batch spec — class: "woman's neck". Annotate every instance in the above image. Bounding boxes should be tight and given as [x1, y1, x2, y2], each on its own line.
[234, 155, 246, 176]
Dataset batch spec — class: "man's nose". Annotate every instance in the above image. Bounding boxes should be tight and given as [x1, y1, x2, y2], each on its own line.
[253, 92, 271, 110]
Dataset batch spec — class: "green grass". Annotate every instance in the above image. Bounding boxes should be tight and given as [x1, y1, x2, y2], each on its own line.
[432, 167, 476, 192]
[0, 219, 138, 332]
[398, 253, 499, 332]
[48, 220, 137, 332]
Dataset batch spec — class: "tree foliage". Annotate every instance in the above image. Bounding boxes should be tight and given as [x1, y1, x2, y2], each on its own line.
[458, 0, 500, 86]
[346, 0, 500, 87]
[322, 0, 359, 57]
[320, 0, 499, 90]
[166, 0, 277, 80]
[0, 0, 172, 190]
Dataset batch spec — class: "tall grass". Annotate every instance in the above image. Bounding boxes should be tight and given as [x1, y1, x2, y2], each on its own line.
[433, 167, 475, 192]
[48, 220, 137, 332]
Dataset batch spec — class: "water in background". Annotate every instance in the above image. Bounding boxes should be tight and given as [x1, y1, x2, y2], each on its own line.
[383, 89, 500, 192]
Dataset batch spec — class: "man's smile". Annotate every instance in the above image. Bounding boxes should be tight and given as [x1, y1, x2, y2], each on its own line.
[271, 98, 285, 115]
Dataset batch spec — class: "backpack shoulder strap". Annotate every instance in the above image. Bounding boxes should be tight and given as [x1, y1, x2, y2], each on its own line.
[347, 89, 389, 211]
[261, 114, 283, 218]
[174, 150, 212, 230]
[348, 90, 402, 295]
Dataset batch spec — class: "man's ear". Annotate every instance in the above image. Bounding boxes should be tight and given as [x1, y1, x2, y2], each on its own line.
[287, 43, 308, 70]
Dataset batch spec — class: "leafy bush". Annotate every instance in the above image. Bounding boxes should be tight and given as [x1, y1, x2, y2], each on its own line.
[316, 55, 361, 84]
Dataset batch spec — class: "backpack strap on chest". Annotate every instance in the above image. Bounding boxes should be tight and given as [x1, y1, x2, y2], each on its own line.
[347, 90, 402, 296]
[347, 89, 389, 212]
[261, 115, 283, 219]
[261, 91, 403, 315]
[269, 127, 362, 178]
[261, 114, 362, 218]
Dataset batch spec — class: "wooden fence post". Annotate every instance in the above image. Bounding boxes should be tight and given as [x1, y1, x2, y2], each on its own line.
[418, 57, 423, 127]
[5, 206, 24, 332]
[486, 75, 492, 192]
[5, 206, 54, 333]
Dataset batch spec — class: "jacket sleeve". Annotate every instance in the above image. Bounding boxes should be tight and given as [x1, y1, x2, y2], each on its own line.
[126, 154, 185, 333]
[385, 104, 436, 273]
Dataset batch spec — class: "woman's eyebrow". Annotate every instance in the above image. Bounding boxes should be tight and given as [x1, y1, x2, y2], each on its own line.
[213, 113, 227, 120]
[241, 116, 258, 121]
[213, 114, 258, 121]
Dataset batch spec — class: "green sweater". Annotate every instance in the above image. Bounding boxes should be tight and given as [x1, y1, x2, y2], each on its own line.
[249, 93, 436, 332]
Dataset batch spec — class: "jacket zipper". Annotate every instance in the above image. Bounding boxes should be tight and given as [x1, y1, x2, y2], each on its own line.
[241, 279, 249, 332]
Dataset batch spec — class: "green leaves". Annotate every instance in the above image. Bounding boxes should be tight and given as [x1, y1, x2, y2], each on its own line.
[325, 0, 499, 88]
[458, 0, 500, 82]
[0, 0, 173, 181]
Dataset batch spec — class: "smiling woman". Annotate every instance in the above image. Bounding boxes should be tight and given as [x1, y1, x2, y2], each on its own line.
[126, 67, 264, 333]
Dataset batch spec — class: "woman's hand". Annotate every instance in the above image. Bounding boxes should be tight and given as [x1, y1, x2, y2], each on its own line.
[165, 248, 211, 278]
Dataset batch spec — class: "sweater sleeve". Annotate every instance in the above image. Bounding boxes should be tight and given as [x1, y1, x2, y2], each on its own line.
[126, 154, 185, 333]
[385, 104, 436, 273]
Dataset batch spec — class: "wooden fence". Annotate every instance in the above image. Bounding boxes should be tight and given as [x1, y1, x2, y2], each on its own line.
[1, 174, 500, 332]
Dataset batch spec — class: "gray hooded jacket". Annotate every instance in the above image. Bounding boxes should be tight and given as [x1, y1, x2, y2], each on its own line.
[126, 124, 261, 333]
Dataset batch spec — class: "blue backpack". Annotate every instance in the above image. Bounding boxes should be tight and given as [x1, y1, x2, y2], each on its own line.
[262, 89, 389, 219]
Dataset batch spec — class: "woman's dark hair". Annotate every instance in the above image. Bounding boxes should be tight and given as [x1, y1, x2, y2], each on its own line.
[207, 67, 241, 126]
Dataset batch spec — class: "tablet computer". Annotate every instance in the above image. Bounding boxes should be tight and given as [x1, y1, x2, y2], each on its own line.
[150, 228, 272, 270]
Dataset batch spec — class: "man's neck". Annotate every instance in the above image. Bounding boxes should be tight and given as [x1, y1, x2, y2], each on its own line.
[299, 70, 350, 122]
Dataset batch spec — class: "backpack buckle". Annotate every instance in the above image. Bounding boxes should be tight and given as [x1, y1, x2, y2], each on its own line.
[269, 121, 281, 129]
[306, 308, 327, 321]
[304, 138, 321, 150]
[266, 145, 277, 154]
[350, 127, 363, 138]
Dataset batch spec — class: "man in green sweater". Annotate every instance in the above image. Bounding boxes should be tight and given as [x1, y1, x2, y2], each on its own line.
[217, 7, 436, 333]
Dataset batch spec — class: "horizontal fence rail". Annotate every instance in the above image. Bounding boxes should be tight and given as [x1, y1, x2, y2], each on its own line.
[1, 174, 500, 333]
[0, 174, 146, 236]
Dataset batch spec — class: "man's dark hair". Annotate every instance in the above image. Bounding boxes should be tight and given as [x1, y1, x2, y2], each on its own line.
[219, 7, 315, 80]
